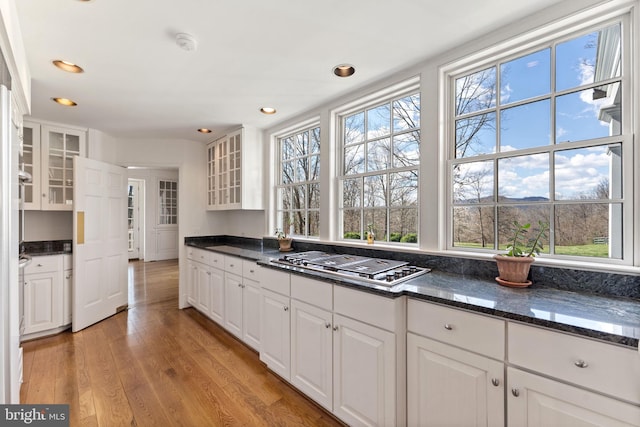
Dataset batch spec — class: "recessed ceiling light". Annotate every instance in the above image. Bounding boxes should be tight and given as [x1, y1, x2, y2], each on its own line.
[197, 128, 212, 134]
[333, 64, 355, 77]
[260, 107, 276, 115]
[52, 60, 84, 73]
[52, 97, 77, 107]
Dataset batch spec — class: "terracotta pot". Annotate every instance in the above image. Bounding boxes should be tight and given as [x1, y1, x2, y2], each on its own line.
[278, 238, 293, 252]
[493, 254, 534, 283]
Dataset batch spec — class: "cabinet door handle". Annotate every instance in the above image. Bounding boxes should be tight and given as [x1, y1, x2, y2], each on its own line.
[283, 306, 289, 311]
[229, 264, 234, 268]
[207, 272, 211, 276]
[574, 360, 589, 368]
[249, 269, 254, 273]
[491, 378, 500, 387]
[37, 263, 43, 267]
[325, 322, 331, 329]
[65, 274, 72, 279]
[332, 326, 339, 331]
[444, 323, 453, 330]
[238, 283, 242, 287]
[511, 388, 520, 397]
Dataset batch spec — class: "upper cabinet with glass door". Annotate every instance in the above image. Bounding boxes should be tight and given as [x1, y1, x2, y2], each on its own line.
[28, 123, 87, 211]
[21, 121, 42, 210]
[206, 126, 262, 210]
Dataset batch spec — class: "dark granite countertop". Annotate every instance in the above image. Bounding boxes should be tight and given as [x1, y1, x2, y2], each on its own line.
[185, 238, 640, 350]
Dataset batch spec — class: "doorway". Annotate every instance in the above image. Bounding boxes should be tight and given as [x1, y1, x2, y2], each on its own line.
[128, 179, 144, 260]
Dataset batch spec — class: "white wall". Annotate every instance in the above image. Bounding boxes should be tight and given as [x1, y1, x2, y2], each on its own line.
[23, 211, 72, 241]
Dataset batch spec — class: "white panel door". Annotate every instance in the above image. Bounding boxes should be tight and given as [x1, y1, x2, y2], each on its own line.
[407, 333, 504, 427]
[73, 157, 128, 332]
[333, 314, 396, 427]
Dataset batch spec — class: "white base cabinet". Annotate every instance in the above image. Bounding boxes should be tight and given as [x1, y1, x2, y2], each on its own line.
[260, 288, 291, 380]
[407, 332, 504, 427]
[508, 367, 640, 427]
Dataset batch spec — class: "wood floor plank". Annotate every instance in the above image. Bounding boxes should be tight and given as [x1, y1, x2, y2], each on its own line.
[21, 259, 344, 427]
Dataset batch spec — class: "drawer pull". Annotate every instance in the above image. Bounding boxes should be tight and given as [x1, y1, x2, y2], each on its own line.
[333, 325, 339, 331]
[491, 378, 500, 387]
[574, 360, 589, 368]
[207, 272, 211, 276]
[37, 263, 43, 267]
[250, 269, 255, 273]
[444, 324, 453, 330]
[284, 306, 289, 312]
[511, 388, 520, 397]
[325, 322, 331, 329]
[229, 264, 234, 267]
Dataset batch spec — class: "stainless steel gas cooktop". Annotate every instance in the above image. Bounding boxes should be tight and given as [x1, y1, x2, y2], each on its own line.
[272, 250, 430, 287]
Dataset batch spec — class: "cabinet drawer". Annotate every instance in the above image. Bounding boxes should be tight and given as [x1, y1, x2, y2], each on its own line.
[291, 275, 332, 311]
[408, 299, 505, 360]
[225, 256, 243, 276]
[187, 247, 211, 264]
[334, 286, 401, 331]
[508, 322, 640, 404]
[209, 252, 224, 268]
[242, 261, 260, 281]
[24, 255, 62, 275]
[260, 268, 290, 296]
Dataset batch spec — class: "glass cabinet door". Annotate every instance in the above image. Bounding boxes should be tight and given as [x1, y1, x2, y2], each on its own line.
[207, 143, 216, 207]
[228, 131, 242, 205]
[41, 125, 86, 210]
[21, 122, 41, 209]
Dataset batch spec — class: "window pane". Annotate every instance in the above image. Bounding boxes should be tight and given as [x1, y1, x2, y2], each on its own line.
[455, 67, 496, 115]
[345, 112, 364, 145]
[296, 157, 309, 181]
[295, 132, 308, 157]
[556, 24, 621, 92]
[389, 208, 418, 243]
[367, 138, 391, 171]
[364, 209, 387, 241]
[309, 154, 320, 181]
[452, 206, 495, 249]
[456, 112, 496, 158]
[498, 153, 549, 200]
[343, 178, 361, 208]
[344, 143, 364, 175]
[282, 137, 295, 160]
[367, 104, 391, 139]
[390, 171, 418, 207]
[393, 132, 420, 168]
[292, 186, 305, 210]
[308, 210, 320, 237]
[282, 160, 294, 184]
[555, 144, 620, 200]
[393, 94, 420, 131]
[555, 203, 619, 258]
[343, 210, 361, 239]
[497, 205, 550, 253]
[555, 84, 621, 143]
[453, 161, 494, 204]
[364, 175, 386, 207]
[309, 183, 320, 209]
[500, 99, 551, 151]
[501, 48, 550, 104]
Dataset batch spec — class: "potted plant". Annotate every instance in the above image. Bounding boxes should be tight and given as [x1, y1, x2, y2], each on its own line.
[494, 220, 549, 287]
[275, 226, 293, 252]
[366, 223, 375, 245]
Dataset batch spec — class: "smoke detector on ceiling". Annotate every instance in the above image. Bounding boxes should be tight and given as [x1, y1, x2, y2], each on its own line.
[176, 33, 197, 51]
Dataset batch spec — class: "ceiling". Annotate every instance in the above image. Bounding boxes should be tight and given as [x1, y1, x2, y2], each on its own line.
[16, 0, 567, 142]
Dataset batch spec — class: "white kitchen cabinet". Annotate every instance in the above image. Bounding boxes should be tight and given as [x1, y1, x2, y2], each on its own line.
[206, 126, 262, 210]
[21, 120, 41, 210]
[242, 276, 261, 351]
[21, 120, 87, 210]
[223, 272, 243, 338]
[186, 259, 198, 307]
[406, 298, 505, 427]
[290, 299, 333, 410]
[260, 287, 291, 381]
[62, 254, 72, 326]
[196, 264, 212, 315]
[23, 255, 63, 335]
[508, 367, 640, 426]
[186, 249, 224, 325]
[407, 333, 504, 427]
[507, 321, 640, 426]
[208, 266, 224, 325]
[332, 313, 397, 427]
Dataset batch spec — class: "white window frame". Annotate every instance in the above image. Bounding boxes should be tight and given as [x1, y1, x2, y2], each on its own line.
[336, 80, 421, 245]
[440, 9, 636, 267]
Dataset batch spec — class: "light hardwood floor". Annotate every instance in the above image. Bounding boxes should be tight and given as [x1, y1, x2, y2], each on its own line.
[21, 259, 344, 427]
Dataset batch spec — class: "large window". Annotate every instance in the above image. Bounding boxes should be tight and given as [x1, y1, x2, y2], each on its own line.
[340, 91, 420, 244]
[276, 125, 321, 237]
[449, 20, 629, 262]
